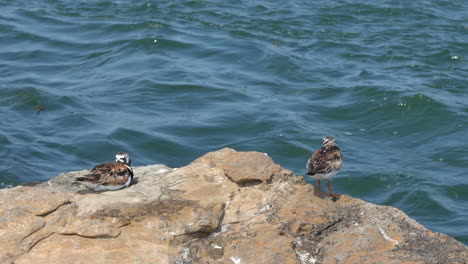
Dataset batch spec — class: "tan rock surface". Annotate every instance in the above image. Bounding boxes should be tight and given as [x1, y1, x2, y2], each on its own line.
[0, 148, 466, 264]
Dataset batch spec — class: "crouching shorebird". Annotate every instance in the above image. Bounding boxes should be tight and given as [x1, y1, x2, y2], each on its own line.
[75, 152, 134, 191]
[306, 136, 342, 197]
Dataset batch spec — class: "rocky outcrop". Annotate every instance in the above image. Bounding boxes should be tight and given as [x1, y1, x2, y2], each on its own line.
[1, 148, 467, 264]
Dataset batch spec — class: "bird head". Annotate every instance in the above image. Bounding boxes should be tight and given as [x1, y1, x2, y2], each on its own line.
[115, 152, 132, 166]
[322, 136, 336, 146]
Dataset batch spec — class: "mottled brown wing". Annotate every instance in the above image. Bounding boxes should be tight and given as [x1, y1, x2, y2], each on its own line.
[77, 162, 131, 186]
[307, 146, 342, 175]
[307, 147, 329, 175]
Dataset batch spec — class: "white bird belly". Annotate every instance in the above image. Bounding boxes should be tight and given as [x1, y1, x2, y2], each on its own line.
[310, 170, 338, 180]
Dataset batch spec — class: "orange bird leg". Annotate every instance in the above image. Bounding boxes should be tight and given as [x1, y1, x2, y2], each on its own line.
[317, 180, 321, 190]
[327, 180, 340, 197]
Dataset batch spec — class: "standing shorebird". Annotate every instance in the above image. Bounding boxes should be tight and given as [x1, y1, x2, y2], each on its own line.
[306, 136, 343, 197]
[75, 152, 134, 191]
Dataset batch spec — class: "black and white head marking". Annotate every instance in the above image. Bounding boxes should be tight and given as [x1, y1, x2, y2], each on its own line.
[322, 136, 336, 146]
[115, 152, 131, 166]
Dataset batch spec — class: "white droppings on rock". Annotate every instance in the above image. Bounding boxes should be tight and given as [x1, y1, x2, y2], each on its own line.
[157, 168, 169, 173]
[230, 256, 241, 264]
[378, 226, 399, 245]
[297, 251, 316, 264]
[259, 204, 271, 213]
[224, 200, 231, 211]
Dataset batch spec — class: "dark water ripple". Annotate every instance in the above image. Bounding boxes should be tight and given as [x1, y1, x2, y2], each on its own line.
[1, 0, 467, 244]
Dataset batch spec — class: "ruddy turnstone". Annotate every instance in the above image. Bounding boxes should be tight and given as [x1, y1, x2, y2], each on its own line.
[306, 136, 342, 197]
[75, 152, 134, 191]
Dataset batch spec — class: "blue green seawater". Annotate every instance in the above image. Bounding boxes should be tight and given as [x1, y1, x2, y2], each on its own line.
[0, 0, 467, 244]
